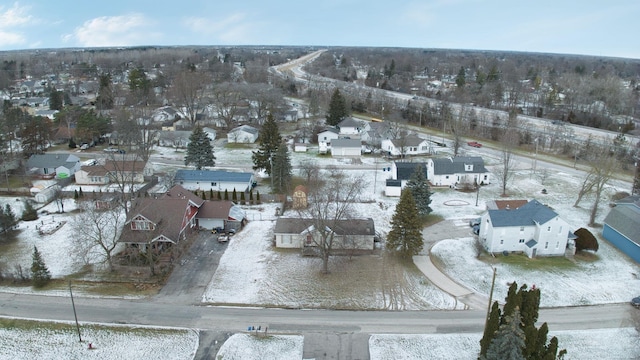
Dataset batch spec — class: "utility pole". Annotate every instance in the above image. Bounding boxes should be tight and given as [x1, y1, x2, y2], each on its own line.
[69, 281, 82, 342]
[484, 267, 497, 328]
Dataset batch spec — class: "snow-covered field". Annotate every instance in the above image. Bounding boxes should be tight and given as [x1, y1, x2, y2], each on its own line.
[369, 327, 640, 360]
[0, 318, 199, 360]
[215, 333, 303, 360]
[2, 143, 640, 358]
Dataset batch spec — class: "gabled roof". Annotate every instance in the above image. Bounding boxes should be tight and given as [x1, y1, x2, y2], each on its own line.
[26, 154, 80, 169]
[395, 162, 428, 181]
[120, 197, 193, 244]
[390, 135, 427, 148]
[163, 184, 205, 207]
[432, 156, 488, 175]
[229, 125, 258, 135]
[174, 170, 254, 183]
[488, 199, 559, 227]
[196, 200, 245, 222]
[604, 201, 640, 244]
[331, 138, 361, 148]
[337, 117, 363, 128]
[318, 128, 339, 135]
[274, 218, 375, 236]
[486, 199, 529, 210]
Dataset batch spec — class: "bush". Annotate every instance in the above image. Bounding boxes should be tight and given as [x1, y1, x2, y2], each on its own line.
[21, 200, 38, 221]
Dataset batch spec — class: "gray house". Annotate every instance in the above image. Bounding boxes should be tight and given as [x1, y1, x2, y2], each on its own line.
[603, 195, 640, 263]
[174, 170, 256, 193]
[274, 217, 376, 251]
[26, 154, 81, 179]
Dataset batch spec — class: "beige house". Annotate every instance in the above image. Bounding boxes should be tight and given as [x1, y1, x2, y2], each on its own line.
[75, 160, 151, 186]
[273, 218, 376, 251]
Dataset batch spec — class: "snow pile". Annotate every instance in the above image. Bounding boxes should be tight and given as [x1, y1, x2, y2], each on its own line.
[215, 333, 303, 360]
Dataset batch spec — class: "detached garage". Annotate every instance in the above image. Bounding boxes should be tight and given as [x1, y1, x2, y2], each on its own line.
[330, 138, 361, 157]
[602, 196, 640, 263]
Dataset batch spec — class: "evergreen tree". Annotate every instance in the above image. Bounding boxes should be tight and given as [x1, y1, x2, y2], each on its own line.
[31, 246, 51, 288]
[49, 89, 64, 111]
[224, 189, 229, 200]
[455, 66, 466, 88]
[574, 228, 599, 252]
[232, 188, 237, 202]
[252, 113, 282, 176]
[404, 165, 433, 216]
[386, 188, 423, 257]
[480, 301, 502, 355]
[483, 308, 526, 360]
[217, 190, 222, 200]
[326, 88, 349, 126]
[249, 190, 254, 204]
[256, 191, 261, 204]
[240, 192, 246, 205]
[22, 200, 38, 221]
[79, 187, 84, 198]
[74, 189, 79, 200]
[271, 142, 292, 193]
[201, 191, 206, 200]
[0, 204, 16, 233]
[209, 188, 214, 199]
[184, 126, 216, 170]
[479, 283, 566, 360]
[68, 138, 76, 149]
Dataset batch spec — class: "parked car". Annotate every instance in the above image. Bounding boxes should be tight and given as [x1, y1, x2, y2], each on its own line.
[467, 141, 482, 148]
[472, 224, 480, 235]
[631, 296, 640, 308]
[469, 218, 481, 227]
[217, 234, 229, 243]
[103, 147, 118, 153]
[80, 143, 89, 150]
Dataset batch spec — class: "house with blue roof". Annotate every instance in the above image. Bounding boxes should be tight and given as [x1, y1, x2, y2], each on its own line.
[174, 170, 256, 193]
[603, 195, 640, 263]
[478, 199, 574, 258]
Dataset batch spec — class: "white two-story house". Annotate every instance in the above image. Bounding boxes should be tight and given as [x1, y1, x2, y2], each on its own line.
[478, 199, 574, 258]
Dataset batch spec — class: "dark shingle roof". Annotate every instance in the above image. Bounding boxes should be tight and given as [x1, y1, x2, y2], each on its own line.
[488, 199, 558, 227]
[331, 138, 361, 148]
[337, 117, 363, 128]
[120, 197, 192, 244]
[274, 218, 375, 236]
[395, 162, 428, 181]
[432, 156, 488, 175]
[26, 154, 80, 169]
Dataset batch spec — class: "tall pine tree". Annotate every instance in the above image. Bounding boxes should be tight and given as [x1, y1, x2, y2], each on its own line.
[184, 126, 215, 170]
[386, 188, 423, 257]
[405, 165, 433, 216]
[252, 113, 282, 176]
[31, 246, 51, 288]
[483, 308, 526, 360]
[326, 88, 349, 126]
[271, 141, 292, 194]
[479, 282, 566, 359]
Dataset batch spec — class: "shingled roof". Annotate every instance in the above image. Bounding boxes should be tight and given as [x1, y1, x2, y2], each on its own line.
[432, 156, 488, 175]
[604, 198, 640, 244]
[488, 199, 558, 227]
[274, 218, 375, 236]
[395, 162, 428, 181]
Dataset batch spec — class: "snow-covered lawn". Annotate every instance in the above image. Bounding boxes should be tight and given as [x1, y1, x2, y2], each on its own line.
[369, 328, 640, 360]
[215, 333, 303, 360]
[0, 317, 198, 360]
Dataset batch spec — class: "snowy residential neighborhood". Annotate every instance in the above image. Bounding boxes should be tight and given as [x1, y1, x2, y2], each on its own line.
[0, 47, 639, 360]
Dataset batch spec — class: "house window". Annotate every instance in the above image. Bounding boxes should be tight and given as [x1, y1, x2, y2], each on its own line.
[445, 176, 449, 179]
[306, 234, 313, 245]
[520, 226, 524, 232]
[519, 239, 525, 243]
[556, 241, 559, 249]
[500, 240, 504, 245]
[211, 182, 217, 186]
[547, 226, 551, 231]
[180, 181, 184, 184]
[132, 220, 151, 230]
[545, 242, 549, 249]
[484, 175, 488, 180]
[558, 226, 562, 234]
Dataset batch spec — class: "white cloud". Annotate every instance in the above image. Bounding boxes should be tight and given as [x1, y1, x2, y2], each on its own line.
[0, 2, 34, 46]
[63, 14, 161, 47]
[0, 2, 33, 27]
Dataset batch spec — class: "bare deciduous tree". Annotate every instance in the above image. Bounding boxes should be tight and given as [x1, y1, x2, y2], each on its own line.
[495, 128, 518, 197]
[72, 202, 126, 272]
[170, 69, 210, 125]
[587, 153, 618, 226]
[297, 167, 368, 274]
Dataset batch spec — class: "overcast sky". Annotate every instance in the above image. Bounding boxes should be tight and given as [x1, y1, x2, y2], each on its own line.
[1, 1, 638, 59]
